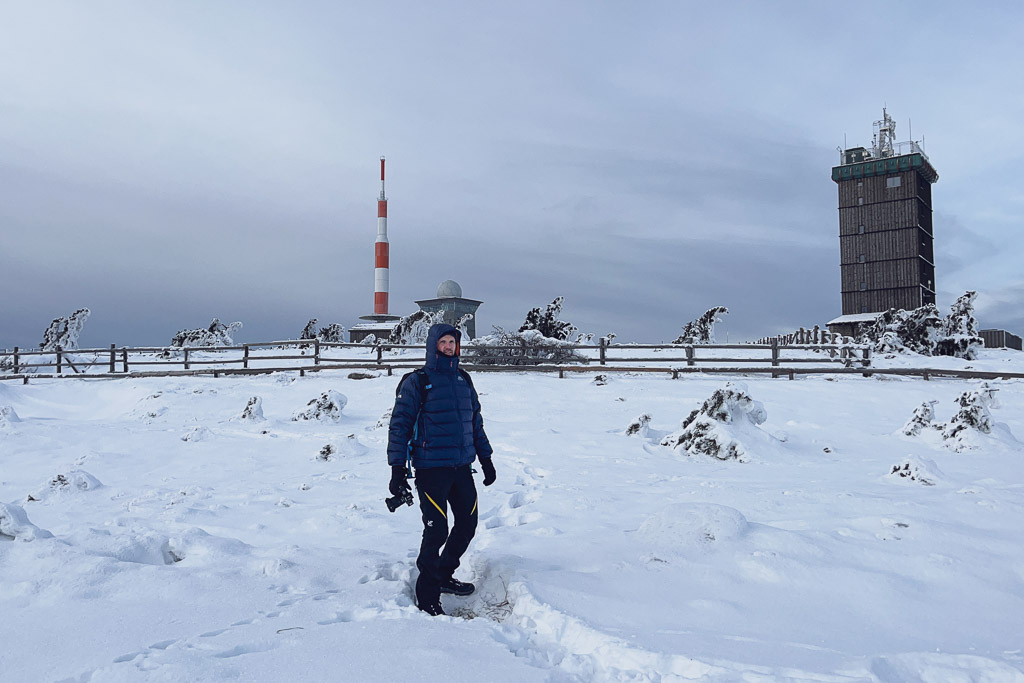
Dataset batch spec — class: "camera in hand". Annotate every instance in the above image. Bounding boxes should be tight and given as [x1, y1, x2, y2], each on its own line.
[385, 489, 414, 512]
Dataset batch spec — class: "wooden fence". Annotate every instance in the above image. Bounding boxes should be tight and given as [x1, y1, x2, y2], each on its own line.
[755, 326, 852, 346]
[0, 338, 870, 381]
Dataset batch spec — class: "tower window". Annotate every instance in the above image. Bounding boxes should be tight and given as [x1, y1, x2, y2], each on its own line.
[859, 254, 866, 263]
[886, 176, 902, 188]
[860, 282, 867, 291]
[858, 197, 864, 205]
[858, 225, 866, 234]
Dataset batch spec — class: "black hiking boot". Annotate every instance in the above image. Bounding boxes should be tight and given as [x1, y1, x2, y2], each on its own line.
[439, 577, 475, 596]
[418, 600, 446, 617]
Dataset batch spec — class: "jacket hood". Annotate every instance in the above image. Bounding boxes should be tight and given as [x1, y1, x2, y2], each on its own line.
[425, 323, 461, 372]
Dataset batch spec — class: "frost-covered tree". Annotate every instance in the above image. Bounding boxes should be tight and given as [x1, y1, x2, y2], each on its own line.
[300, 319, 319, 341]
[519, 297, 577, 341]
[901, 401, 938, 436]
[292, 390, 347, 422]
[858, 291, 984, 358]
[386, 310, 445, 345]
[934, 291, 984, 360]
[859, 305, 942, 355]
[456, 313, 474, 339]
[40, 308, 91, 350]
[171, 319, 243, 348]
[673, 307, 728, 345]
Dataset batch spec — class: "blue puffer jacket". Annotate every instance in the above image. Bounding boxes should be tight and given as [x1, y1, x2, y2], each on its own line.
[387, 323, 493, 469]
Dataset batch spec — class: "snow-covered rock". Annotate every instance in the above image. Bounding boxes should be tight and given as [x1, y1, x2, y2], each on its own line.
[181, 426, 214, 442]
[293, 390, 347, 422]
[317, 434, 368, 461]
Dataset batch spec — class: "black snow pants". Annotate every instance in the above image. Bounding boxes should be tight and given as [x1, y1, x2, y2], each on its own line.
[414, 464, 478, 606]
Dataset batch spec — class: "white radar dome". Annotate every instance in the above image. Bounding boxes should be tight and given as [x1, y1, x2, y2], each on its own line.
[437, 280, 463, 298]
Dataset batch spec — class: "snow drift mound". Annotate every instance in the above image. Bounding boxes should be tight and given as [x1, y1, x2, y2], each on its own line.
[638, 503, 749, 556]
[236, 396, 265, 421]
[317, 434, 368, 461]
[660, 382, 779, 461]
[0, 502, 53, 541]
[28, 470, 103, 502]
[0, 404, 21, 430]
[293, 390, 347, 422]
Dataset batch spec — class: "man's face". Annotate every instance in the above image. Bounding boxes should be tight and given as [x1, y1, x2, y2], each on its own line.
[437, 334, 457, 357]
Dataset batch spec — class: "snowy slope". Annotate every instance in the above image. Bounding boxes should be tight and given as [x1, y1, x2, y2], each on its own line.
[2, 358, 1023, 682]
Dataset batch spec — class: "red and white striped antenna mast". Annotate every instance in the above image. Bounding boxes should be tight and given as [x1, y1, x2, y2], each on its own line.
[374, 156, 389, 315]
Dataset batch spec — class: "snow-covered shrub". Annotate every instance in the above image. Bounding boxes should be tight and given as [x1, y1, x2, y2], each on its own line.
[858, 291, 984, 358]
[387, 310, 444, 345]
[901, 401, 938, 436]
[0, 405, 21, 430]
[1, 353, 13, 372]
[519, 296, 577, 341]
[887, 456, 942, 486]
[293, 390, 347, 422]
[171, 318, 243, 348]
[467, 327, 590, 366]
[237, 396, 265, 421]
[625, 414, 651, 437]
[347, 371, 380, 380]
[373, 407, 393, 430]
[40, 308, 91, 350]
[934, 291, 984, 360]
[317, 444, 336, 461]
[673, 306, 728, 345]
[903, 383, 1006, 452]
[592, 374, 608, 386]
[300, 319, 347, 344]
[941, 385, 998, 447]
[660, 383, 769, 461]
[0, 502, 53, 541]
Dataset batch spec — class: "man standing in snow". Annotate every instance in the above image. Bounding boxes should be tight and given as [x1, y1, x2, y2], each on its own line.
[387, 323, 496, 616]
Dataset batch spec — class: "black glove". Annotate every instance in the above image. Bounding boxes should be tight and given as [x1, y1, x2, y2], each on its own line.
[389, 465, 411, 496]
[479, 458, 496, 486]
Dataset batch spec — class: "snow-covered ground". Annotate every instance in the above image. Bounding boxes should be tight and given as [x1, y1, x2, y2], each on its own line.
[2, 351, 1023, 682]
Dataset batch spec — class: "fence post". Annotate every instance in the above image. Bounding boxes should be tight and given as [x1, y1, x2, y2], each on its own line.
[862, 347, 871, 367]
[121, 349, 128, 374]
[109, 344, 116, 373]
[184, 348, 190, 371]
[13, 346, 19, 374]
[599, 337, 606, 366]
[314, 339, 321, 366]
[771, 339, 780, 367]
[376, 343, 383, 365]
[686, 346, 695, 367]
[243, 345, 249, 370]
[57, 347, 63, 375]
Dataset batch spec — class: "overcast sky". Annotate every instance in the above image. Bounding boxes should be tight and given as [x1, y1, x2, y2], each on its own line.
[2, 1, 1023, 348]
